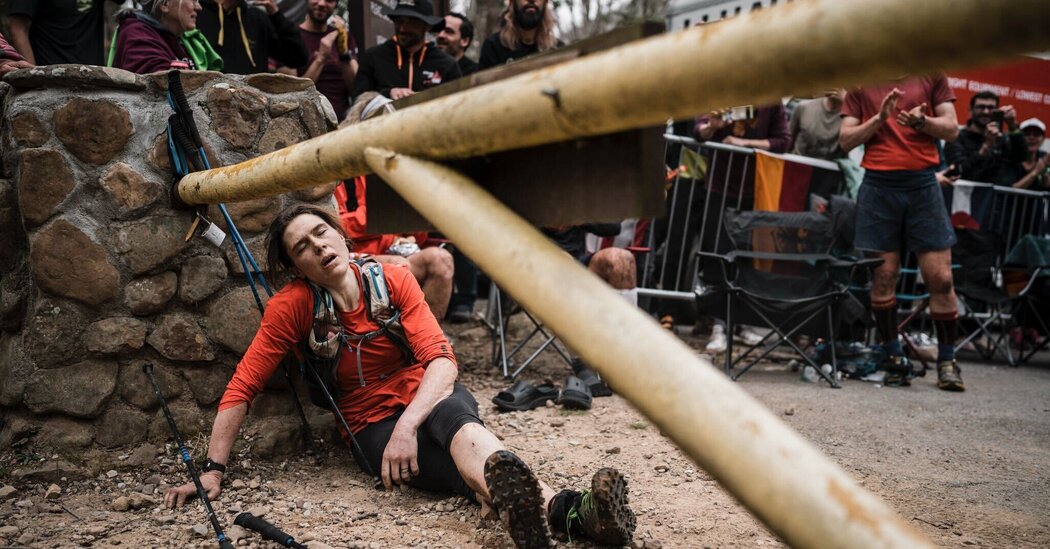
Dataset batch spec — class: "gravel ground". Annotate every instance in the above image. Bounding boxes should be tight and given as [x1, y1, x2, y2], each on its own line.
[1, 317, 1048, 548]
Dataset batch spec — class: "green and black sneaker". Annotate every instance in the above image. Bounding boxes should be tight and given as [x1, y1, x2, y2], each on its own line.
[549, 468, 636, 545]
[484, 450, 552, 549]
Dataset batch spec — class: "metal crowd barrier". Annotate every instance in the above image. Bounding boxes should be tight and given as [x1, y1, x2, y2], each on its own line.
[639, 135, 845, 303]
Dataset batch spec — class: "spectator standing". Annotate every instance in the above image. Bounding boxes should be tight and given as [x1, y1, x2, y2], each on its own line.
[7, 0, 121, 66]
[278, 0, 358, 121]
[478, 0, 558, 69]
[840, 75, 965, 391]
[0, 32, 34, 76]
[436, 12, 479, 76]
[693, 103, 791, 352]
[1003, 118, 1048, 191]
[196, 0, 308, 74]
[944, 91, 1025, 183]
[433, 11, 480, 322]
[113, 0, 218, 74]
[351, 0, 460, 101]
[789, 89, 847, 160]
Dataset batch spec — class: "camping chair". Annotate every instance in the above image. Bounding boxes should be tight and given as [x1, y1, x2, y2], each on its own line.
[953, 228, 1048, 366]
[700, 208, 879, 387]
[482, 283, 573, 379]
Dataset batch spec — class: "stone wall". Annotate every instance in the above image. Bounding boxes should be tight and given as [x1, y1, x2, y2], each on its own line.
[0, 66, 340, 461]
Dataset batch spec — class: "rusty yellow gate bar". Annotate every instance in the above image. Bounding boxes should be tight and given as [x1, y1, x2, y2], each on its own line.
[364, 147, 931, 548]
[176, 0, 1050, 205]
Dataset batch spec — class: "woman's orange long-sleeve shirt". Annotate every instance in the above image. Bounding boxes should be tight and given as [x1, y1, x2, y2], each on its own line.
[218, 263, 456, 434]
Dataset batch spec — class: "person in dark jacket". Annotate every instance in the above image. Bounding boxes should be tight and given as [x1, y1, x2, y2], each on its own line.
[196, 0, 308, 74]
[944, 91, 1025, 183]
[351, 0, 460, 101]
[478, 0, 558, 69]
[113, 0, 205, 74]
[436, 13, 479, 76]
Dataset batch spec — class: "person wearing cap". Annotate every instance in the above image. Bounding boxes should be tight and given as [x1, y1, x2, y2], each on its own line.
[351, 0, 461, 101]
[945, 91, 1026, 183]
[196, 0, 308, 74]
[436, 12, 479, 77]
[112, 0, 224, 75]
[478, 0, 559, 70]
[1001, 118, 1048, 190]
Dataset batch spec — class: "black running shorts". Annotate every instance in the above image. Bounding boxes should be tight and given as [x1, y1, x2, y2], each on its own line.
[354, 382, 482, 498]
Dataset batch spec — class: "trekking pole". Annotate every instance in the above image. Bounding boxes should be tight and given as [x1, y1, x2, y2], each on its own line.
[234, 512, 308, 549]
[143, 363, 234, 549]
[304, 364, 384, 491]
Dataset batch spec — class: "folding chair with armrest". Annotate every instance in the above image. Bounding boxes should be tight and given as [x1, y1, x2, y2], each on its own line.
[700, 209, 881, 388]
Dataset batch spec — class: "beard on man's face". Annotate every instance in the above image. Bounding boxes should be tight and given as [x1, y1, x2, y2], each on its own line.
[512, 1, 543, 30]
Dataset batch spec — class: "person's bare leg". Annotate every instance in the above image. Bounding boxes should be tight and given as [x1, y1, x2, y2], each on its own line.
[449, 423, 557, 507]
[916, 248, 956, 314]
[588, 248, 636, 290]
[407, 247, 454, 319]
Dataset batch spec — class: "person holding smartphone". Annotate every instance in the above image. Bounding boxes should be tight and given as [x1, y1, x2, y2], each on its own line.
[944, 90, 1026, 183]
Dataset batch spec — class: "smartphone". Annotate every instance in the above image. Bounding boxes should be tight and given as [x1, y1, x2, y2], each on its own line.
[991, 110, 1005, 125]
[944, 165, 961, 178]
[721, 105, 755, 122]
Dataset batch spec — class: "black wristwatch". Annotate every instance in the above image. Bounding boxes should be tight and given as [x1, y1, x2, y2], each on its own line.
[912, 114, 926, 130]
[201, 458, 226, 474]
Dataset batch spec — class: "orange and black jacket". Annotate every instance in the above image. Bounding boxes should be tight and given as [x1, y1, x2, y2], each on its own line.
[351, 38, 461, 100]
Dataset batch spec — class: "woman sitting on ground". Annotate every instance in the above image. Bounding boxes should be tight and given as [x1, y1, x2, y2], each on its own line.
[163, 204, 636, 548]
[112, 0, 220, 74]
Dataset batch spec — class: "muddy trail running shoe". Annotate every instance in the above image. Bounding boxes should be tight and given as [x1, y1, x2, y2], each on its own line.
[937, 360, 966, 392]
[484, 450, 551, 549]
[883, 355, 912, 387]
[550, 468, 636, 545]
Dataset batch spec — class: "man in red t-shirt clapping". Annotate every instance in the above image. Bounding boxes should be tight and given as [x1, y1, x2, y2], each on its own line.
[840, 74, 965, 392]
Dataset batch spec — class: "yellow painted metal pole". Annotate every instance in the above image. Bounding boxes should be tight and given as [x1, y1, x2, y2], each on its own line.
[364, 147, 931, 549]
[177, 0, 1050, 205]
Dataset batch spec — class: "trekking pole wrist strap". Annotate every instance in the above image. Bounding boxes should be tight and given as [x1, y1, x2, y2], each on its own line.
[201, 458, 226, 474]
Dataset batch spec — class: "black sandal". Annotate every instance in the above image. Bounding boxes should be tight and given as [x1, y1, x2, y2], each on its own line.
[571, 360, 613, 398]
[558, 375, 592, 410]
[492, 380, 559, 412]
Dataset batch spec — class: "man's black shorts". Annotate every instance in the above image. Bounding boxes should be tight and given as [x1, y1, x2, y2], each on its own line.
[854, 169, 957, 253]
[354, 383, 482, 498]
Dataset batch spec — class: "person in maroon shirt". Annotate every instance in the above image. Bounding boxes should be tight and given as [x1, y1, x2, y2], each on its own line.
[840, 75, 964, 392]
[278, 0, 357, 121]
[163, 205, 637, 548]
[112, 0, 203, 74]
[0, 32, 33, 76]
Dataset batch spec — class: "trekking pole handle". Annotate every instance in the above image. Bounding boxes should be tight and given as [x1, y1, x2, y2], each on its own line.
[234, 513, 308, 549]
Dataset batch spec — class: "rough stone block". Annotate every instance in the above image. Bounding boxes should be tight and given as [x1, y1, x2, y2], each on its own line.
[5, 65, 144, 92]
[208, 196, 279, 236]
[82, 317, 148, 355]
[23, 299, 88, 369]
[53, 97, 133, 165]
[178, 255, 227, 303]
[124, 271, 178, 315]
[258, 117, 305, 155]
[10, 111, 49, 147]
[99, 163, 163, 215]
[24, 359, 119, 418]
[29, 218, 120, 306]
[182, 364, 234, 406]
[147, 314, 215, 362]
[95, 406, 149, 448]
[36, 417, 95, 448]
[119, 359, 183, 410]
[206, 84, 266, 149]
[111, 215, 189, 274]
[244, 73, 314, 94]
[206, 288, 264, 354]
[17, 149, 75, 227]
